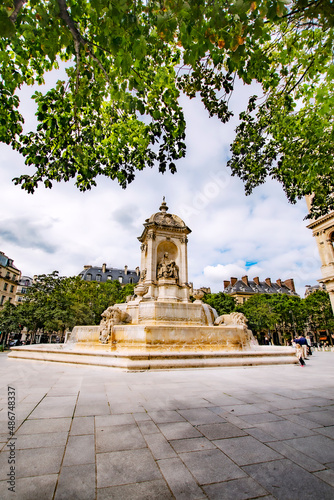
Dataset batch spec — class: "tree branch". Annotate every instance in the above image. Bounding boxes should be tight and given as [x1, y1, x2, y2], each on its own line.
[9, 0, 27, 23]
[287, 58, 315, 94]
[57, 0, 110, 83]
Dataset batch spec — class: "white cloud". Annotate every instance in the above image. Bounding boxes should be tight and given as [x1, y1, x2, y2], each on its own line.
[203, 262, 264, 283]
[0, 73, 322, 299]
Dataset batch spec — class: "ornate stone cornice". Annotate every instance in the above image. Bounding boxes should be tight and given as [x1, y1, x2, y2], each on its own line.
[307, 211, 334, 230]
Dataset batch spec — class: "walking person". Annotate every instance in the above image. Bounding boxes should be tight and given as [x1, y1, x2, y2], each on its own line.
[306, 334, 313, 356]
[293, 336, 306, 366]
[298, 334, 309, 360]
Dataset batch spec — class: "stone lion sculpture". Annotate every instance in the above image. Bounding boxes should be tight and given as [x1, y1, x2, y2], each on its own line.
[214, 312, 255, 348]
[214, 312, 248, 327]
[98, 306, 131, 344]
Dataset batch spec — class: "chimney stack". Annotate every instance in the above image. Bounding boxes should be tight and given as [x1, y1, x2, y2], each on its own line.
[223, 280, 230, 289]
[84, 265, 91, 270]
[241, 275, 249, 286]
[253, 277, 260, 285]
[265, 278, 272, 287]
[276, 279, 282, 287]
[231, 277, 237, 286]
[283, 278, 295, 292]
[102, 263, 106, 273]
[124, 265, 128, 275]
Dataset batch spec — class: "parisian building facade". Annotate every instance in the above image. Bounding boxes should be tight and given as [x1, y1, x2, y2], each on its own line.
[16, 275, 34, 305]
[223, 275, 298, 305]
[306, 197, 334, 314]
[0, 251, 21, 309]
[79, 263, 140, 285]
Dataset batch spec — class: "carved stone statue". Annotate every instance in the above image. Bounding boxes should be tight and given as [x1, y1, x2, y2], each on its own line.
[140, 268, 147, 282]
[157, 252, 179, 281]
[98, 306, 131, 344]
[214, 312, 248, 327]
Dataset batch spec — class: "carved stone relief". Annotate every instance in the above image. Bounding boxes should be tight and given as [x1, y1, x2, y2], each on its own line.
[157, 252, 179, 281]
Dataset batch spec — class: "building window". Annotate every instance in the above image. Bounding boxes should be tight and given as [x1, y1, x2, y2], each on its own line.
[129, 278, 133, 284]
[0, 296, 4, 305]
[118, 277, 123, 283]
[86, 274, 92, 281]
[4, 283, 8, 291]
[107, 276, 112, 281]
[10, 285, 14, 293]
[96, 275, 102, 282]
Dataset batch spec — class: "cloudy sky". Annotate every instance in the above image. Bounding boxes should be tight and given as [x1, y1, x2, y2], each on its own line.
[0, 68, 321, 297]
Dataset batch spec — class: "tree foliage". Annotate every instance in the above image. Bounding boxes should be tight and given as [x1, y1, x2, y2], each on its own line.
[304, 289, 334, 334]
[0, 301, 21, 342]
[203, 289, 333, 343]
[237, 293, 306, 341]
[1, 0, 333, 216]
[12, 271, 135, 335]
[202, 291, 236, 316]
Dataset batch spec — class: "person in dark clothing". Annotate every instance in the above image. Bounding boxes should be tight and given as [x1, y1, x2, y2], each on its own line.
[306, 335, 313, 356]
[294, 335, 308, 360]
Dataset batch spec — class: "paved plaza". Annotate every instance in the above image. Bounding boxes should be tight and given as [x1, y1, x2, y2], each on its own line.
[0, 351, 334, 499]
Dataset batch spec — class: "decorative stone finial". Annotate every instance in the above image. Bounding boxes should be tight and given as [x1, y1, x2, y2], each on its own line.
[159, 197, 168, 213]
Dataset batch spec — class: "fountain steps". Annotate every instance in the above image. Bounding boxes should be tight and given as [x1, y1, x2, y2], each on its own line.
[9, 345, 298, 371]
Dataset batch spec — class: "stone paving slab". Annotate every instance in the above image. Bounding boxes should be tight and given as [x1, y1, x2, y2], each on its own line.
[179, 448, 247, 484]
[62, 434, 95, 466]
[243, 459, 334, 500]
[157, 457, 206, 499]
[96, 424, 147, 453]
[96, 479, 174, 500]
[202, 477, 268, 500]
[213, 435, 283, 466]
[1, 351, 334, 499]
[70, 416, 95, 435]
[144, 432, 177, 460]
[54, 463, 96, 500]
[0, 473, 58, 500]
[97, 449, 162, 488]
[279, 434, 334, 463]
[16, 417, 72, 435]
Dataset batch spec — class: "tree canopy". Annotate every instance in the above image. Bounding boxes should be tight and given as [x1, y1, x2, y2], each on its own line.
[1, 0, 333, 217]
[1, 271, 135, 338]
[202, 291, 236, 316]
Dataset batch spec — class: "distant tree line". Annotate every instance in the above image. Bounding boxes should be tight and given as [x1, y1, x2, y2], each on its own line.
[0, 271, 135, 344]
[203, 290, 334, 345]
[1, 273, 333, 346]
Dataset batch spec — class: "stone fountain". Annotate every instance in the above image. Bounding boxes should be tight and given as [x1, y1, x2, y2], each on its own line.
[9, 200, 297, 370]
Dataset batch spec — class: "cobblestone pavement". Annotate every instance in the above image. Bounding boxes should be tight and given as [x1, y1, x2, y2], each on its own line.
[0, 351, 334, 499]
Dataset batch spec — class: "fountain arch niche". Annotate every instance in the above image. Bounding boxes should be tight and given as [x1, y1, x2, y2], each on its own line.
[9, 199, 297, 369]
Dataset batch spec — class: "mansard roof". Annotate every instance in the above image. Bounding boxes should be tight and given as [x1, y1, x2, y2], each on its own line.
[0, 251, 20, 271]
[224, 277, 299, 297]
[79, 265, 140, 284]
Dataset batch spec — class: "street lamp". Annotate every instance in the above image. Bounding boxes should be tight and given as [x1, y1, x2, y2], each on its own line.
[289, 309, 297, 341]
